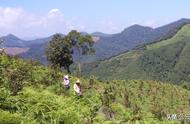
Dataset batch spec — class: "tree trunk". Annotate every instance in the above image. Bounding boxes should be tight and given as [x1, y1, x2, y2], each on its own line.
[64, 66, 71, 74]
[67, 67, 71, 74]
[78, 62, 81, 76]
[77, 47, 81, 77]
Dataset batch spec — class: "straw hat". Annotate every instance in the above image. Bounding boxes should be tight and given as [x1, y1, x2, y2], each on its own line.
[76, 79, 80, 83]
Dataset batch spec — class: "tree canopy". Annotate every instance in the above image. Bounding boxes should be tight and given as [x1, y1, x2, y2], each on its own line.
[45, 30, 94, 74]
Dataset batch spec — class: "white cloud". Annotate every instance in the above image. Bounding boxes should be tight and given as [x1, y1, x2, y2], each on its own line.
[48, 8, 63, 19]
[0, 7, 86, 38]
[0, 7, 162, 38]
[0, 7, 25, 29]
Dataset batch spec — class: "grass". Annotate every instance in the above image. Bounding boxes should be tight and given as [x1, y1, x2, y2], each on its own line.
[1, 54, 190, 123]
[147, 24, 190, 50]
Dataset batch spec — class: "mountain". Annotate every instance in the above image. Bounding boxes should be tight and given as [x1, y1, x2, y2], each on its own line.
[80, 32, 112, 37]
[2, 34, 64, 61]
[1, 54, 190, 123]
[93, 18, 190, 60]
[20, 34, 65, 63]
[1, 33, 64, 47]
[0, 34, 30, 55]
[1, 34, 25, 47]
[19, 36, 53, 63]
[21, 18, 190, 64]
[91, 32, 113, 37]
[20, 42, 47, 63]
[3, 19, 190, 64]
[4, 47, 29, 56]
[23, 33, 65, 46]
[82, 24, 190, 85]
[24, 36, 53, 46]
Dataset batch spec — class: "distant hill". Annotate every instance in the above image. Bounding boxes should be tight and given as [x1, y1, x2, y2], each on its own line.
[24, 36, 53, 46]
[80, 32, 112, 37]
[91, 32, 113, 37]
[1, 33, 64, 47]
[1, 34, 25, 47]
[20, 34, 65, 63]
[4, 47, 29, 56]
[94, 18, 190, 60]
[21, 18, 190, 64]
[20, 42, 48, 64]
[1, 34, 62, 62]
[2, 18, 190, 64]
[82, 24, 190, 85]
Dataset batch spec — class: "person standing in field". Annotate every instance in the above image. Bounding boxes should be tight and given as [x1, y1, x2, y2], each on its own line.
[74, 79, 82, 96]
[62, 75, 70, 94]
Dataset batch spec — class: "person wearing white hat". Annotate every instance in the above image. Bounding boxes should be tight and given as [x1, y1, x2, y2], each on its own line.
[62, 75, 70, 94]
[74, 79, 82, 96]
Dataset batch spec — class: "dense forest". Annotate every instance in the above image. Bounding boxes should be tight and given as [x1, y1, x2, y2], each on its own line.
[82, 24, 190, 87]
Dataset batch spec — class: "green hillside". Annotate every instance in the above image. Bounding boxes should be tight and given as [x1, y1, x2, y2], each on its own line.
[82, 24, 190, 85]
[1, 54, 190, 123]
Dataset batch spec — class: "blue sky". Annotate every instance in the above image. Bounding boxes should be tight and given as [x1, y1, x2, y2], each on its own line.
[0, 0, 190, 38]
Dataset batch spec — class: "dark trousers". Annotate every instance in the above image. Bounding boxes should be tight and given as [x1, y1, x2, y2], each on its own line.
[64, 85, 70, 95]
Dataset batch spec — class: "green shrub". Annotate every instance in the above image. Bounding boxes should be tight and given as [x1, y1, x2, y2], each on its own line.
[0, 110, 37, 124]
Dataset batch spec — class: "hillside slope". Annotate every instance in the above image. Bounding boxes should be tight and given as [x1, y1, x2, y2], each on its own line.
[1, 54, 190, 123]
[93, 18, 190, 60]
[1, 34, 25, 47]
[82, 24, 190, 85]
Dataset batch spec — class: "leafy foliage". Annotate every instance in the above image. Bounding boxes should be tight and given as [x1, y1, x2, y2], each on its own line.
[45, 34, 73, 73]
[67, 30, 94, 75]
[45, 31, 94, 74]
[1, 54, 190, 123]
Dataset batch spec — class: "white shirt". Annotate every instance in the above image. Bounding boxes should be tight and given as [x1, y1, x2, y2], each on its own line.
[74, 83, 80, 94]
[63, 79, 70, 86]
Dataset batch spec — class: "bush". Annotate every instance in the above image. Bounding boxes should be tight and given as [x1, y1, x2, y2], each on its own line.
[0, 110, 37, 124]
[6, 64, 29, 95]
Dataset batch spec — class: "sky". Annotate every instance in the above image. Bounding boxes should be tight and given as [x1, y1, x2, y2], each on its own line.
[0, 0, 190, 39]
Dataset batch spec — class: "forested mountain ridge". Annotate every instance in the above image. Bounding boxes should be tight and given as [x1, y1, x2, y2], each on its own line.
[2, 19, 190, 64]
[93, 18, 190, 60]
[82, 24, 190, 86]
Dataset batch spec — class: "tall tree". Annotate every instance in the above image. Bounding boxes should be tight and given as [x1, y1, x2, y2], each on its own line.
[45, 31, 95, 74]
[68, 30, 94, 76]
[45, 34, 73, 73]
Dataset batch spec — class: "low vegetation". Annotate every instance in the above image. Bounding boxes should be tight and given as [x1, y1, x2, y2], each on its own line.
[1, 54, 190, 123]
